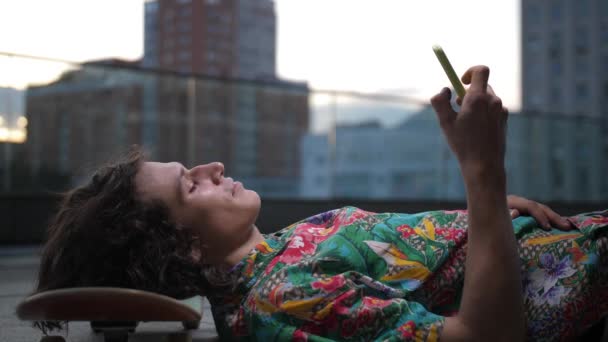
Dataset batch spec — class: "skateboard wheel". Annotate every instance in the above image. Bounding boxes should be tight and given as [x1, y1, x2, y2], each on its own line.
[182, 320, 200, 330]
[39, 337, 66, 342]
[91, 321, 139, 333]
[103, 331, 129, 342]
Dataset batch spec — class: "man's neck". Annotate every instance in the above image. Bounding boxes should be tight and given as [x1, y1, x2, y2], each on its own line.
[221, 225, 265, 266]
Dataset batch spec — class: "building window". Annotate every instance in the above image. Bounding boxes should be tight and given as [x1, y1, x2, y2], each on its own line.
[179, 7, 191, 17]
[574, 27, 589, 55]
[578, 167, 589, 195]
[550, 0, 562, 23]
[576, 83, 588, 98]
[602, 24, 608, 52]
[575, 43, 589, 56]
[550, 86, 562, 105]
[550, 156, 563, 188]
[179, 35, 190, 46]
[525, 3, 542, 24]
[549, 31, 561, 59]
[574, 0, 589, 18]
[164, 10, 175, 22]
[145, 4, 158, 14]
[576, 83, 589, 105]
[550, 61, 562, 76]
[527, 59, 543, 85]
[530, 92, 543, 107]
[575, 58, 588, 74]
[525, 32, 542, 54]
[178, 21, 191, 33]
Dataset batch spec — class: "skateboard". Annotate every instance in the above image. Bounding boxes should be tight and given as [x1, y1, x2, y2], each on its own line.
[16, 287, 203, 342]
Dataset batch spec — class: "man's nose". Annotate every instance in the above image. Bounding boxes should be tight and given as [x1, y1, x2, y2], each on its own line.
[188, 162, 224, 183]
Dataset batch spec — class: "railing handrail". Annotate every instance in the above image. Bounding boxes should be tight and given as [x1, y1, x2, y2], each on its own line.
[0, 51, 427, 105]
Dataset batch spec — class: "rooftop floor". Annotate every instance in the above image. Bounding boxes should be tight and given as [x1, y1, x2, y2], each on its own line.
[0, 246, 219, 342]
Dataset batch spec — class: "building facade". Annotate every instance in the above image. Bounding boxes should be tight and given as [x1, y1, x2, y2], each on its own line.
[143, 0, 275, 79]
[521, 0, 607, 200]
[24, 62, 146, 182]
[300, 109, 464, 200]
[300, 106, 604, 202]
[140, 0, 307, 197]
[23, 61, 308, 197]
[22, 0, 308, 197]
[522, 0, 608, 117]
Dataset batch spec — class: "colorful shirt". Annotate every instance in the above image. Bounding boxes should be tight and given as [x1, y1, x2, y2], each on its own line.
[204, 207, 608, 341]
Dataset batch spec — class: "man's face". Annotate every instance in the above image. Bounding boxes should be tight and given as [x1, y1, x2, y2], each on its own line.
[134, 161, 261, 258]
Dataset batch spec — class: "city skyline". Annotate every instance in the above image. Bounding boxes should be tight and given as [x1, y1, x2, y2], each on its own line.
[0, 0, 521, 109]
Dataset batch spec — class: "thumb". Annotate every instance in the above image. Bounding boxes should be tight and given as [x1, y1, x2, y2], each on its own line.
[430, 87, 457, 127]
[510, 209, 520, 219]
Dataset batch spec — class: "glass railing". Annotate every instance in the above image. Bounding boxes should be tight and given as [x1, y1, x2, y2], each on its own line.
[1, 52, 607, 204]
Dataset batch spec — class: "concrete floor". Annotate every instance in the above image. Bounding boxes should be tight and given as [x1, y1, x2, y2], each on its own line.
[0, 246, 219, 342]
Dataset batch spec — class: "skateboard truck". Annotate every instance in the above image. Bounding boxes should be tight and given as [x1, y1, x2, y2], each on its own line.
[16, 287, 203, 342]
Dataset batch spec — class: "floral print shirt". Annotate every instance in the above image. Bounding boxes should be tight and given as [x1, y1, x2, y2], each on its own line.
[204, 207, 608, 341]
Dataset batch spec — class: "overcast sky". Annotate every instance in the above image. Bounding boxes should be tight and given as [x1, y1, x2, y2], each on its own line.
[0, 0, 521, 109]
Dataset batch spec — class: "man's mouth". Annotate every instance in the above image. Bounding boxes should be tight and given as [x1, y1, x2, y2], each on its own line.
[232, 181, 242, 195]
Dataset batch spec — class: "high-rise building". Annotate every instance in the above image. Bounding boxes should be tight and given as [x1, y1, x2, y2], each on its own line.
[521, 0, 607, 201]
[142, 0, 306, 197]
[23, 59, 308, 197]
[299, 107, 606, 202]
[23, 0, 308, 197]
[143, 0, 276, 79]
[521, 0, 608, 117]
[24, 61, 146, 180]
[300, 110, 464, 200]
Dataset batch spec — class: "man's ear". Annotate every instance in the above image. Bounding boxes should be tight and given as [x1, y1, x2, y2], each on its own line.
[190, 238, 202, 262]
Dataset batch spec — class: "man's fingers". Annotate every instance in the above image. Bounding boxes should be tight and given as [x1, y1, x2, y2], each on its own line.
[487, 85, 509, 116]
[430, 87, 457, 126]
[510, 209, 520, 219]
[489, 97, 503, 113]
[540, 204, 573, 230]
[461, 65, 489, 94]
[487, 84, 496, 96]
[527, 203, 551, 229]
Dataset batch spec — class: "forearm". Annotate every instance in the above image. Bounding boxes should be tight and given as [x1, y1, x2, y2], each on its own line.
[431, 65, 525, 341]
[456, 166, 524, 340]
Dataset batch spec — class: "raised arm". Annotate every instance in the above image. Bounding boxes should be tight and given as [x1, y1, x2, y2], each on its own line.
[431, 66, 525, 341]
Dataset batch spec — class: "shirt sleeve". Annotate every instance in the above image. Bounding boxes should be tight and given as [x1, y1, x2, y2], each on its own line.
[243, 270, 445, 342]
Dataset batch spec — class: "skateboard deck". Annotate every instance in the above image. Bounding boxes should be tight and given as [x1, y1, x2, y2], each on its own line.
[16, 287, 203, 342]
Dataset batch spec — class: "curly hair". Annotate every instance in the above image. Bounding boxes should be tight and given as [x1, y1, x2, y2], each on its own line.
[33, 146, 206, 333]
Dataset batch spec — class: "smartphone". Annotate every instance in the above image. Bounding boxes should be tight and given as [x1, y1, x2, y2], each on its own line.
[432, 45, 466, 98]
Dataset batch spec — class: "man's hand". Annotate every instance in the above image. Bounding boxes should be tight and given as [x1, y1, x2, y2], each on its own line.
[433, 66, 525, 342]
[507, 194, 574, 230]
[431, 65, 509, 179]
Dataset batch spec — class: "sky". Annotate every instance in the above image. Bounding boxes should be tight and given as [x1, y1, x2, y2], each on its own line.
[0, 0, 521, 110]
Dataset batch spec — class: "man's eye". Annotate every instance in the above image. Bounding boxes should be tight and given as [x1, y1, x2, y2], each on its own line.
[189, 182, 197, 193]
